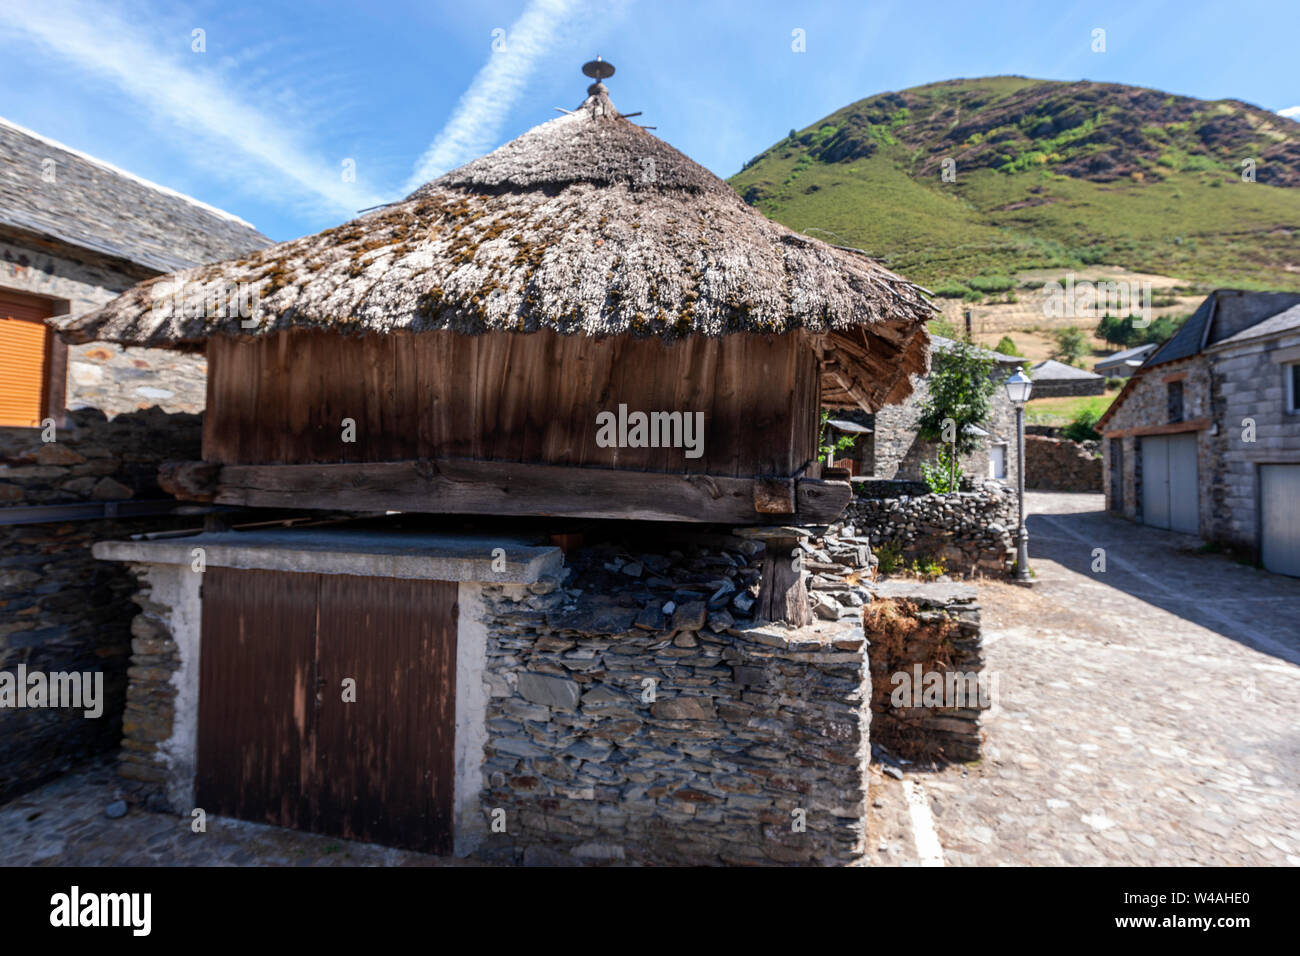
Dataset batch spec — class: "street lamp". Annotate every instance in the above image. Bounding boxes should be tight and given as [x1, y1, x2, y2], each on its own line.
[1004, 366, 1033, 582]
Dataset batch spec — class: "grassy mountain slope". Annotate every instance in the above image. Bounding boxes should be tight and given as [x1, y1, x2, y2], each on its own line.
[728, 77, 1300, 289]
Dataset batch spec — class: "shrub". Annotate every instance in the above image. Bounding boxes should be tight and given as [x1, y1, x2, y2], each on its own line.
[932, 281, 970, 299]
[967, 274, 1016, 294]
[909, 556, 947, 580]
[875, 542, 903, 574]
[921, 444, 965, 493]
[1062, 399, 1106, 441]
[994, 335, 1024, 357]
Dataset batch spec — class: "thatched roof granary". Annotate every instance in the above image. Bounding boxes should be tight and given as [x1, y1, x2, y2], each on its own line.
[56, 62, 935, 527]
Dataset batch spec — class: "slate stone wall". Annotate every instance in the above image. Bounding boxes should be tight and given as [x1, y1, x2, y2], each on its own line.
[1, 231, 208, 417]
[0, 407, 200, 802]
[1025, 435, 1102, 492]
[475, 532, 874, 866]
[842, 481, 1017, 577]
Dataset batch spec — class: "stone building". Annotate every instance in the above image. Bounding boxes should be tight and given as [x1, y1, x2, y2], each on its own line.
[1099, 290, 1300, 576]
[0, 115, 270, 423]
[1027, 359, 1105, 397]
[1, 116, 269, 801]
[66, 60, 941, 864]
[842, 336, 1021, 488]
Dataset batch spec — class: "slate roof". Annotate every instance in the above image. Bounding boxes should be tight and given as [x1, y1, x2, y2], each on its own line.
[1145, 290, 1300, 367]
[0, 116, 272, 273]
[1094, 342, 1157, 372]
[1207, 302, 1300, 349]
[1030, 359, 1103, 380]
[931, 334, 1023, 364]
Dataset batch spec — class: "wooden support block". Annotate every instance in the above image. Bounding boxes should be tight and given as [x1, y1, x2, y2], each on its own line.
[753, 478, 796, 514]
[158, 460, 221, 502]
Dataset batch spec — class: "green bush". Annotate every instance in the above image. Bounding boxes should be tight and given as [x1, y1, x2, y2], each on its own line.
[932, 281, 970, 299]
[994, 335, 1024, 357]
[875, 542, 903, 574]
[1062, 398, 1107, 441]
[967, 274, 1016, 294]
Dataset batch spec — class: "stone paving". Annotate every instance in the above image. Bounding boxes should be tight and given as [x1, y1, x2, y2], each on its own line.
[869, 491, 1300, 866]
[0, 759, 463, 866]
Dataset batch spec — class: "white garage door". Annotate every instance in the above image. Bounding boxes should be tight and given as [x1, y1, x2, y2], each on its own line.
[1141, 434, 1199, 535]
[1260, 464, 1300, 577]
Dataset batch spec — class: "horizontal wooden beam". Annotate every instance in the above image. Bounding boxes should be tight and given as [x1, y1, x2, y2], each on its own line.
[181, 458, 852, 525]
[1103, 418, 1209, 439]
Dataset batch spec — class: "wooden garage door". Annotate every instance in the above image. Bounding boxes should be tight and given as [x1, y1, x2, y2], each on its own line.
[196, 568, 458, 853]
[1141, 434, 1198, 534]
[1260, 465, 1300, 578]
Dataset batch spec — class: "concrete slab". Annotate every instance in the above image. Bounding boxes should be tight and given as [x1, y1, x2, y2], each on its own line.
[93, 529, 564, 584]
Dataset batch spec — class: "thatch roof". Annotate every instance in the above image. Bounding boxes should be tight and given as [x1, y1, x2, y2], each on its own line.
[55, 75, 935, 410]
[0, 116, 272, 273]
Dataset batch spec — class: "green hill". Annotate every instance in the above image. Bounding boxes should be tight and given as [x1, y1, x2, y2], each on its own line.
[728, 77, 1300, 290]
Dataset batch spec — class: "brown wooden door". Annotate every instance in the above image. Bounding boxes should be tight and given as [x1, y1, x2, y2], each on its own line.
[196, 568, 458, 854]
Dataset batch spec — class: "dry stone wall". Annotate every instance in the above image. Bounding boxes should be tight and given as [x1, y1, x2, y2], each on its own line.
[475, 532, 873, 866]
[1025, 435, 1102, 492]
[0, 407, 200, 801]
[841, 481, 1017, 577]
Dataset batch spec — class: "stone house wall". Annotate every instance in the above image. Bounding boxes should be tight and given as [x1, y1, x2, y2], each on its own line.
[1, 230, 207, 416]
[1025, 435, 1102, 492]
[1101, 355, 1211, 526]
[98, 525, 876, 865]
[1203, 327, 1300, 555]
[864, 373, 1018, 489]
[1026, 377, 1106, 398]
[0, 407, 201, 801]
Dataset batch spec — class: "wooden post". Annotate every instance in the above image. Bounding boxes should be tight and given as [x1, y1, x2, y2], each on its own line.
[735, 526, 814, 627]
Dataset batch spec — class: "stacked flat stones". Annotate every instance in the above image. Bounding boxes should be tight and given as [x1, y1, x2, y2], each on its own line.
[842, 480, 1017, 576]
[476, 531, 874, 866]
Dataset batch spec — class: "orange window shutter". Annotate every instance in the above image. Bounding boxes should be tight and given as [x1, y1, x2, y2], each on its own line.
[0, 314, 50, 427]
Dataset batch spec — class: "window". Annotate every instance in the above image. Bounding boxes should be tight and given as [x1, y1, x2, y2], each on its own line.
[1166, 380, 1184, 423]
[1287, 362, 1300, 415]
[0, 294, 58, 427]
[989, 443, 1007, 480]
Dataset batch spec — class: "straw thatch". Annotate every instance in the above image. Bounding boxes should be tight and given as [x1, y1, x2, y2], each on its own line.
[55, 81, 934, 409]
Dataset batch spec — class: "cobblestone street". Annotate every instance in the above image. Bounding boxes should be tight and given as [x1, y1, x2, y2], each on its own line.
[870, 492, 1300, 866]
[0, 760, 463, 867]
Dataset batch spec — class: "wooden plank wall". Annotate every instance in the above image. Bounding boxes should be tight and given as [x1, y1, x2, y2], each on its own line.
[204, 329, 820, 477]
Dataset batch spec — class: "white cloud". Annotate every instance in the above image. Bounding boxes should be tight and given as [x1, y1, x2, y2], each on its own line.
[0, 0, 386, 217]
[1279, 106, 1300, 120]
[404, 0, 583, 193]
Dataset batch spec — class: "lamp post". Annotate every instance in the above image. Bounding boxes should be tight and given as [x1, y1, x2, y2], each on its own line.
[1004, 366, 1034, 582]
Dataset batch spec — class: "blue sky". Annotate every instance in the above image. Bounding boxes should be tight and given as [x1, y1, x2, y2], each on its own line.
[3, 0, 1297, 242]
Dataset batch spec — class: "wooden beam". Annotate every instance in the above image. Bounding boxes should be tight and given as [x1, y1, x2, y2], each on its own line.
[199, 458, 852, 524]
[1103, 418, 1209, 439]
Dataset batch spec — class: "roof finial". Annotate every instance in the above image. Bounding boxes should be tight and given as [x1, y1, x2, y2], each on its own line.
[582, 55, 615, 95]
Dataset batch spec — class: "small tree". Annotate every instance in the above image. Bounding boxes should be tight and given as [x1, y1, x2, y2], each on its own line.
[994, 335, 1023, 357]
[818, 409, 857, 464]
[916, 340, 998, 489]
[1051, 326, 1089, 365]
[1097, 314, 1136, 350]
